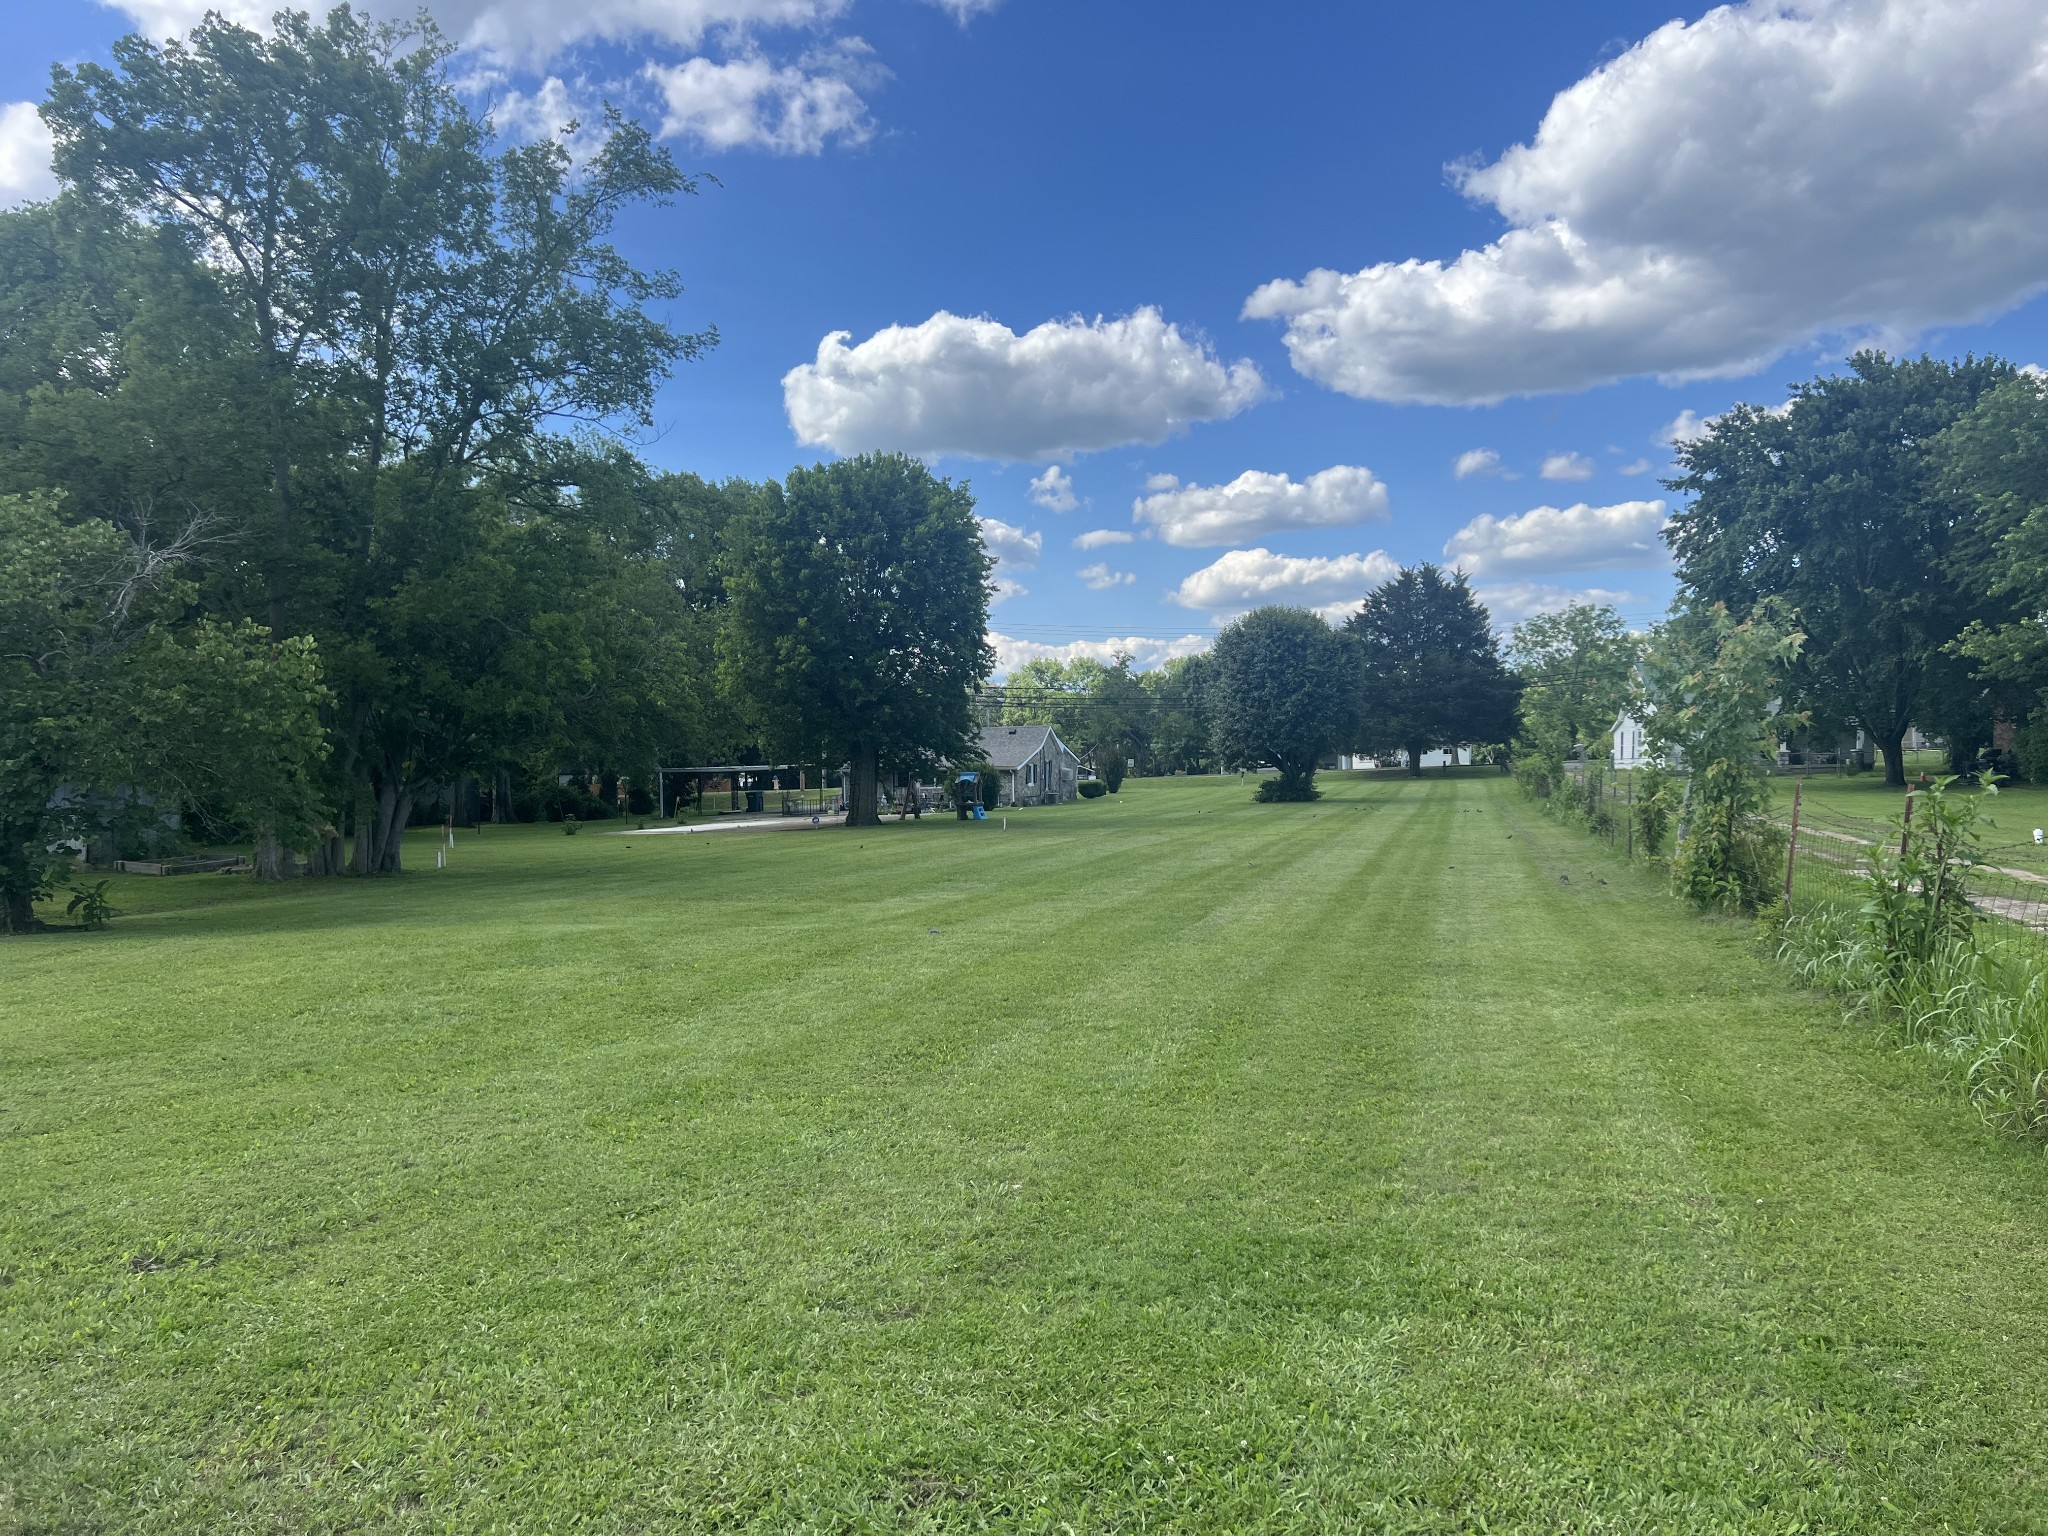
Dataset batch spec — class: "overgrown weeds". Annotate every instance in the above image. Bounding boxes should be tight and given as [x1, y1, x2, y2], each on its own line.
[1772, 777, 2048, 1141]
[1778, 908, 2048, 1139]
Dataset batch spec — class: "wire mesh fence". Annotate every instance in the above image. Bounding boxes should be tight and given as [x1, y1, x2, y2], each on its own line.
[1553, 764, 2048, 954]
[1778, 783, 2048, 951]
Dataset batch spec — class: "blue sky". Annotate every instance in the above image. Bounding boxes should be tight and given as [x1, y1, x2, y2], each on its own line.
[6, 0, 2047, 673]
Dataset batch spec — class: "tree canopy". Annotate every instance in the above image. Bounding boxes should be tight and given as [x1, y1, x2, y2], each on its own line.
[6, 4, 718, 876]
[1507, 602, 1642, 789]
[1208, 607, 1353, 801]
[1667, 351, 2015, 786]
[718, 453, 993, 827]
[0, 495, 326, 928]
[1936, 373, 2048, 768]
[1347, 565, 1519, 775]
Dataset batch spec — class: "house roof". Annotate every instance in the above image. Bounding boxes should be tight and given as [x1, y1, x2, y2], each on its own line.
[975, 724, 1074, 770]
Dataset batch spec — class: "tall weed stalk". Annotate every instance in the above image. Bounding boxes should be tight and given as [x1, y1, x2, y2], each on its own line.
[1773, 778, 2048, 1141]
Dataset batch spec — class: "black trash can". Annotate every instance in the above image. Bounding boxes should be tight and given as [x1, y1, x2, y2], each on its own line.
[747, 790, 764, 813]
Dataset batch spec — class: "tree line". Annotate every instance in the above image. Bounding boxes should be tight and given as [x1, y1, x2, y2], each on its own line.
[1509, 352, 2048, 794]
[0, 8, 996, 928]
[1001, 565, 1523, 803]
[1042, 349, 2048, 817]
[10, 11, 2046, 930]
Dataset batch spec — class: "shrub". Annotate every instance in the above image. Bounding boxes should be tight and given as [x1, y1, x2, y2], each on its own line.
[1253, 776, 1320, 803]
[1078, 780, 1107, 799]
[1515, 757, 1558, 799]
[981, 776, 1002, 811]
[65, 878, 115, 930]
[563, 814, 580, 836]
[1858, 775, 1988, 971]
[1631, 765, 1676, 858]
[1676, 799, 1785, 911]
[542, 784, 613, 822]
[2014, 717, 2048, 784]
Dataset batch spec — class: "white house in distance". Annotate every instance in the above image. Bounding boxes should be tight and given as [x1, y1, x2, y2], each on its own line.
[1334, 749, 1473, 770]
[975, 724, 1081, 806]
[1610, 709, 1667, 771]
[1610, 707, 1932, 770]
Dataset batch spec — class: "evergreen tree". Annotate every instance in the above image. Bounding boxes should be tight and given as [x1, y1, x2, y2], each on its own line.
[1347, 565, 1520, 776]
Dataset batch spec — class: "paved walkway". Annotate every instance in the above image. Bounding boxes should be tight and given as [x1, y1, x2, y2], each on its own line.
[614, 813, 846, 837]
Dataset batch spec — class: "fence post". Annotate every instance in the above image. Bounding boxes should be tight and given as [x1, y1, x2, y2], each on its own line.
[1898, 788, 1914, 893]
[1626, 771, 1635, 860]
[1784, 776, 1802, 904]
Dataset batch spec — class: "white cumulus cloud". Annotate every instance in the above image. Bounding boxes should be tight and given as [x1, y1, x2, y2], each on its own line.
[0, 102, 56, 207]
[1072, 529, 1133, 550]
[486, 74, 614, 161]
[1454, 448, 1515, 481]
[1617, 457, 1654, 476]
[104, 2, 888, 159]
[645, 43, 877, 154]
[1474, 582, 1643, 627]
[1540, 452, 1595, 482]
[978, 515, 1041, 575]
[1244, 0, 2048, 404]
[1029, 465, 1079, 513]
[782, 307, 1267, 461]
[1131, 465, 1389, 549]
[106, 0, 855, 63]
[1661, 409, 1712, 446]
[989, 631, 1211, 678]
[1077, 563, 1137, 591]
[1169, 547, 1399, 619]
[1445, 499, 1670, 578]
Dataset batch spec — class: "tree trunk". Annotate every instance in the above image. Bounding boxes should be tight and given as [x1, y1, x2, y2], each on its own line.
[251, 833, 296, 881]
[846, 743, 881, 827]
[364, 776, 418, 874]
[307, 829, 345, 877]
[350, 787, 374, 875]
[1877, 724, 1909, 788]
[2, 881, 37, 934]
[1406, 738, 1426, 777]
[492, 768, 514, 824]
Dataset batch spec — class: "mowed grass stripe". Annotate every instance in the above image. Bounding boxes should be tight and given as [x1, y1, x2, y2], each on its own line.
[4, 774, 2048, 1532]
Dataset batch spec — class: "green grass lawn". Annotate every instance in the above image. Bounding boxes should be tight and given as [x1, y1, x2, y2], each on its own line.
[1769, 756, 2048, 844]
[6, 775, 2048, 1532]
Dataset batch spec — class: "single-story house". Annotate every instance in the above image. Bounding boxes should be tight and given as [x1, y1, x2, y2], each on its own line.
[1334, 748, 1472, 770]
[976, 724, 1081, 806]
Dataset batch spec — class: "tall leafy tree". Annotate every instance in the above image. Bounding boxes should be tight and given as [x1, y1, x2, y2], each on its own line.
[1346, 564, 1520, 776]
[1667, 351, 2015, 786]
[1000, 656, 1112, 755]
[25, 6, 713, 870]
[1085, 655, 1148, 790]
[718, 454, 993, 827]
[1507, 602, 1643, 783]
[1, 495, 326, 929]
[1208, 607, 1353, 801]
[1935, 372, 2048, 764]
[1142, 652, 1216, 775]
[1643, 600, 1805, 910]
